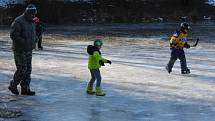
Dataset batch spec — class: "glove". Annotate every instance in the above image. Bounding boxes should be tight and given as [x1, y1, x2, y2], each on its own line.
[184, 42, 190, 49]
[99, 60, 105, 66]
[107, 60, 112, 65]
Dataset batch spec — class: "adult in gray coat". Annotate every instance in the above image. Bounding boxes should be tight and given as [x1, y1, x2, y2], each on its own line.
[8, 4, 38, 95]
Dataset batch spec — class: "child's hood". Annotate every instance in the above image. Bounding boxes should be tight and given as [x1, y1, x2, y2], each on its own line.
[87, 45, 101, 55]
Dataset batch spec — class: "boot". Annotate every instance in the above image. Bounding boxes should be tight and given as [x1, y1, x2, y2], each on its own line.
[38, 46, 43, 50]
[8, 81, 19, 95]
[86, 85, 95, 94]
[181, 68, 190, 74]
[166, 66, 172, 74]
[96, 87, 106, 96]
[21, 81, 35, 96]
[21, 87, 35, 96]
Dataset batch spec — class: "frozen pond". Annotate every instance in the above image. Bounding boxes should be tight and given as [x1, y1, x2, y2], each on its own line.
[0, 23, 215, 121]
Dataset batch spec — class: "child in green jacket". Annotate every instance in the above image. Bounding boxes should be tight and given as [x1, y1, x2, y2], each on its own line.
[86, 39, 111, 96]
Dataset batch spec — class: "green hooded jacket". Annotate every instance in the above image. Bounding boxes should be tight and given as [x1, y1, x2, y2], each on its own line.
[87, 45, 108, 69]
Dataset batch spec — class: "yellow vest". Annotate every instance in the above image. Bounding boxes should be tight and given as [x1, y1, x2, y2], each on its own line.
[170, 31, 188, 49]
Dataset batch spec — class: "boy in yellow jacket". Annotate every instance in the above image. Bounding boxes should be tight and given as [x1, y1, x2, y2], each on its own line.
[86, 39, 111, 96]
[166, 23, 191, 74]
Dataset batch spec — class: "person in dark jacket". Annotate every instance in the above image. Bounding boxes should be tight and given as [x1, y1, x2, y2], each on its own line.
[8, 4, 38, 95]
[33, 17, 45, 50]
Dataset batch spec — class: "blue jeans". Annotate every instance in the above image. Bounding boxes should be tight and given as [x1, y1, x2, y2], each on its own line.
[88, 69, 102, 87]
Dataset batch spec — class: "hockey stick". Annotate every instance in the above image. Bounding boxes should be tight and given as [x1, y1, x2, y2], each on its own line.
[191, 38, 199, 47]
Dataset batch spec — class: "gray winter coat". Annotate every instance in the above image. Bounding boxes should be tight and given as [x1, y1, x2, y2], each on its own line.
[10, 14, 37, 52]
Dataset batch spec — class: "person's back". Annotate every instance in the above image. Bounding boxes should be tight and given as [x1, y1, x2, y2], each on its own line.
[170, 30, 187, 49]
[36, 23, 44, 36]
[33, 17, 45, 49]
[166, 23, 191, 74]
[169, 29, 190, 50]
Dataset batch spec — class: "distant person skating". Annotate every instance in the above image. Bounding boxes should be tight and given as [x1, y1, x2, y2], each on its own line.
[8, 4, 38, 95]
[33, 17, 45, 50]
[86, 39, 112, 96]
[166, 23, 192, 74]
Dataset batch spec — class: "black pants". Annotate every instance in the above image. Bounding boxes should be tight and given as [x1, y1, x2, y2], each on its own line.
[37, 35, 43, 48]
[88, 69, 102, 87]
[11, 51, 32, 91]
[167, 48, 188, 72]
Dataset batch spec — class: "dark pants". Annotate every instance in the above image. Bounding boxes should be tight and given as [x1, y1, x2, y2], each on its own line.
[88, 69, 102, 87]
[10, 51, 32, 91]
[37, 35, 43, 48]
[167, 48, 188, 71]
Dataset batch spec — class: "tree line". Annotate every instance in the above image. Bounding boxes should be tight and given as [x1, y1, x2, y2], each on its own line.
[0, 0, 214, 25]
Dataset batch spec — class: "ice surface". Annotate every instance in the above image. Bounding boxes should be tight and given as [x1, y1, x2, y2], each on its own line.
[0, 23, 215, 121]
[0, 0, 16, 8]
[207, 0, 215, 6]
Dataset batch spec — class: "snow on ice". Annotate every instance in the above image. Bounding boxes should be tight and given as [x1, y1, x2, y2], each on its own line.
[0, 23, 215, 121]
[207, 0, 215, 6]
